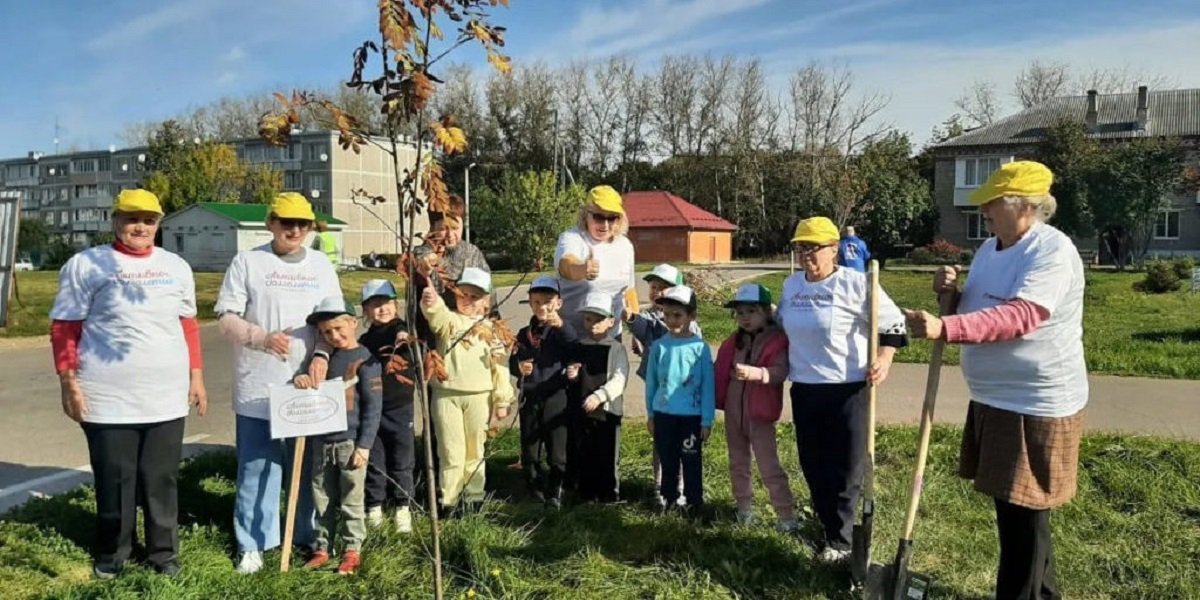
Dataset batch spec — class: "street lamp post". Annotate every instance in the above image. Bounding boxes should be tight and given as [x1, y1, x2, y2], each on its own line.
[464, 162, 477, 244]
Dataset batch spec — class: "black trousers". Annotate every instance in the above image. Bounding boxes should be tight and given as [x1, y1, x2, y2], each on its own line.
[652, 412, 703, 507]
[791, 382, 867, 550]
[520, 393, 570, 497]
[574, 411, 622, 502]
[995, 498, 1060, 600]
[366, 400, 416, 509]
[81, 417, 185, 568]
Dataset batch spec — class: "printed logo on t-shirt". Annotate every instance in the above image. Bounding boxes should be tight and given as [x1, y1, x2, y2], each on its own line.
[110, 268, 177, 288]
[264, 270, 322, 291]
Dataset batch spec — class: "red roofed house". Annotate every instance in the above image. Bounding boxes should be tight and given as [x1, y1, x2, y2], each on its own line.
[623, 191, 738, 264]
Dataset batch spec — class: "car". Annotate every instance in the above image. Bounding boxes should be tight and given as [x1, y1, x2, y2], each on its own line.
[14, 258, 35, 272]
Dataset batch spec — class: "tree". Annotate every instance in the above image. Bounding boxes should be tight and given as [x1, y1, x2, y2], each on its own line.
[242, 164, 283, 205]
[1088, 137, 1188, 268]
[471, 171, 583, 269]
[141, 120, 280, 213]
[1036, 120, 1101, 238]
[954, 81, 1000, 127]
[853, 132, 937, 262]
[1014, 60, 1071, 108]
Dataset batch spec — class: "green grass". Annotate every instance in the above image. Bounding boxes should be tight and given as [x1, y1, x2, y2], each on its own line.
[2, 425, 1198, 599]
[697, 270, 1200, 380]
[2, 270, 542, 339]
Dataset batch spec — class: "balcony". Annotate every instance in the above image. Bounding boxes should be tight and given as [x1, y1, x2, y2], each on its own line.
[71, 196, 114, 209]
[71, 220, 108, 232]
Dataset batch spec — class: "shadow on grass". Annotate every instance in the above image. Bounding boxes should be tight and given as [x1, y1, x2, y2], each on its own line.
[1130, 328, 1200, 343]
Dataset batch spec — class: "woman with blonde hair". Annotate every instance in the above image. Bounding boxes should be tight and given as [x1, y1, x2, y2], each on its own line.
[554, 185, 637, 338]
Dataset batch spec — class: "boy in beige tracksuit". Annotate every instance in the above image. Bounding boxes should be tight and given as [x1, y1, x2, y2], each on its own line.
[420, 267, 514, 515]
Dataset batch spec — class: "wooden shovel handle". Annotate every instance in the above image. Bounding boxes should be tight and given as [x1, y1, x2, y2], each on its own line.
[864, 261, 880, 500]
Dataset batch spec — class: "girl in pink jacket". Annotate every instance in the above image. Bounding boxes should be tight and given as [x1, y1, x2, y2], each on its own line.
[715, 283, 798, 532]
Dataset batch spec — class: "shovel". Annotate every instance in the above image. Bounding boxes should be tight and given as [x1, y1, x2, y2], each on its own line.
[851, 260, 881, 588]
[876, 293, 956, 599]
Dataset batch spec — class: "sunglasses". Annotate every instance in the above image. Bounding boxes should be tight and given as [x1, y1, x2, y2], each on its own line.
[276, 218, 312, 230]
[589, 212, 620, 224]
[792, 243, 835, 255]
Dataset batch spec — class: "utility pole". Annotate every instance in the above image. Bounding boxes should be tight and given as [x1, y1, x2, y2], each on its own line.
[464, 162, 477, 244]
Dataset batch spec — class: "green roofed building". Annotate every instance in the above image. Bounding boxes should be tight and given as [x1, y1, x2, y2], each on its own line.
[160, 202, 346, 271]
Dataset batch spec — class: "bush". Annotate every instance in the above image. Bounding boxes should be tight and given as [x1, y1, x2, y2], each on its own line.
[909, 239, 966, 265]
[1170, 257, 1196, 281]
[1134, 259, 1182, 294]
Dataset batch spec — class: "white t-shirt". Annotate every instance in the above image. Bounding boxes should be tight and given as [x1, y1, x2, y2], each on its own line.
[959, 222, 1088, 417]
[214, 245, 342, 419]
[50, 246, 196, 424]
[777, 268, 906, 384]
[554, 227, 636, 337]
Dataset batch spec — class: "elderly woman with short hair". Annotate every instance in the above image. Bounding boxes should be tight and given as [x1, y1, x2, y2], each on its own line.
[555, 185, 637, 339]
[905, 161, 1086, 600]
[50, 189, 207, 579]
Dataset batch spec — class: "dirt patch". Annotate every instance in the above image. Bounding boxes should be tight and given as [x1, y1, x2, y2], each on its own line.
[0, 335, 50, 351]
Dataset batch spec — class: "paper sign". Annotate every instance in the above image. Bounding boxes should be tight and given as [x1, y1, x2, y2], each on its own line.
[269, 379, 348, 439]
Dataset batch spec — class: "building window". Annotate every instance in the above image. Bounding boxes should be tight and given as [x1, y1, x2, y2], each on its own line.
[59, 210, 69, 224]
[1154, 210, 1180, 240]
[288, 142, 302, 160]
[72, 159, 97, 173]
[284, 171, 304, 189]
[74, 184, 101, 198]
[44, 212, 54, 225]
[175, 234, 185, 252]
[307, 173, 328, 191]
[306, 143, 328, 162]
[960, 157, 1003, 187]
[966, 211, 990, 240]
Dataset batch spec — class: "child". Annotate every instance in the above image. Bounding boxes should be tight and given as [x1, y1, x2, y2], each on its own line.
[624, 263, 698, 504]
[420, 267, 514, 516]
[510, 276, 576, 508]
[566, 292, 629, 503]
[714, 284, 798, 532]
[293, 297, 383, 576]
[358, 279, 418, 533]
[644, 285, 714, 512]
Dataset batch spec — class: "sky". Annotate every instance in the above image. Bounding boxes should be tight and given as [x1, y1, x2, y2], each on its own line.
[3, 0, 1200, 158]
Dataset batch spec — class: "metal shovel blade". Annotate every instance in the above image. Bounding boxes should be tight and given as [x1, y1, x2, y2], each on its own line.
[851, 498, 874, 586]
[883, 539, 934, 600]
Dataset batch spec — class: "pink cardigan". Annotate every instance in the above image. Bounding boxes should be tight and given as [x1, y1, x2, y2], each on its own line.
[715, 326, 789, 423]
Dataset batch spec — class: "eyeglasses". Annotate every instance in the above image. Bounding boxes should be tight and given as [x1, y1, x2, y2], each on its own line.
[276, 218, 312, 230]
[792, 243, 835, 255]
[589, 212, 620, 224]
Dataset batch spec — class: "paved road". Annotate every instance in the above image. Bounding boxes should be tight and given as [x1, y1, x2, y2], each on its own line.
[0, 264, 781, 512]
[4, 262, 1198, 512]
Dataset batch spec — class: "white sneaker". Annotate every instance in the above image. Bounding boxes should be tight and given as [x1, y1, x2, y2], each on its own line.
[394, 506, 412, 533]
[735, 509, 756, 525]
[816, 546, 851, 565]
[366, 506, 384, 527]
[235, 551, 264, 574]
[775, 518, 800, 533]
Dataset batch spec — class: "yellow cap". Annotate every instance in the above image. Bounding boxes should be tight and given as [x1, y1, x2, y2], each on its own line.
[587, 185, 624, 216]
[791, 216, 840, 244]
[268, 192, 316, 221]
[112, 189, 163, 215]
[968, 160, 1053, 205]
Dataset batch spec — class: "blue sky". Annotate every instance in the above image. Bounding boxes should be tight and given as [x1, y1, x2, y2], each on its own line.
[3, 0, 1200, 157]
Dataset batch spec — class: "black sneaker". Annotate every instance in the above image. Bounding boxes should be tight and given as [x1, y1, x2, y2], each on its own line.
[93, 560, 123, 580]
[154, 561, 181, 577]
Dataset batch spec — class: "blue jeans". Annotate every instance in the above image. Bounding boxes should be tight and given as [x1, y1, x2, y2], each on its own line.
[234, 415, 315, 552]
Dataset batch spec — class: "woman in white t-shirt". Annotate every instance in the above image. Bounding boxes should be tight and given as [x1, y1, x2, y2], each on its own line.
[775, 216, 908, 565]
[50, 189, 207, 579]
[904, 161, 1085, 600]
[214, 192, 343, 574]
[554, 185, 637, 338]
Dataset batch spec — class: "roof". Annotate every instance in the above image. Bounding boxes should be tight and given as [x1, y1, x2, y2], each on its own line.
[622, 191, 738, 231]
[936, 88, 1200, 149]
[166, 202, 345, 226]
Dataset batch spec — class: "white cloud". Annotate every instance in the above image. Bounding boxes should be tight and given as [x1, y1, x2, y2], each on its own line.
[222, 45, 247, 62]
[88, 2, 219, 51]
[217, 71, 238, 85]
[559, 0, 770, 57]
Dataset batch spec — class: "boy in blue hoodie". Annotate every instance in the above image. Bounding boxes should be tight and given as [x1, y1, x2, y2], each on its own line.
[644, 285, 714, 512]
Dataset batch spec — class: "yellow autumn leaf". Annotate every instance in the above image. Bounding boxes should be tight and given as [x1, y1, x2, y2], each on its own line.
[487, 51, 512, 75]
[431, 122, 468, 155]
[468, 21, 491, 43]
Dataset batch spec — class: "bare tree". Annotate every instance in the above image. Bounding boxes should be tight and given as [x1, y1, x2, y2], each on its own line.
[694, 55, 734, 155]
[788, 61, 889, 156]
[651, 55, 699, 157]
[1075, 65, 1177, 94]
[555, 60, 590, 180]
[617, 69, 653, 167]
[1014, 59, 1071, 108]
[954, 80, 1001, 127]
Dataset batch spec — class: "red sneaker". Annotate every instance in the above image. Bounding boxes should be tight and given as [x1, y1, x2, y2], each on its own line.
[303, 549, 330, 569]
[337, 550, 361, 575]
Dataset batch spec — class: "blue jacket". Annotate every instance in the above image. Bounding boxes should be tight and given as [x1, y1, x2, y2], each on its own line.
[628, 309, 701, 380]
[838, 235, 871, 272]
[644, 334, 715, 427]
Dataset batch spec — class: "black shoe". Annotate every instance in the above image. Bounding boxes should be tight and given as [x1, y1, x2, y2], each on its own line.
[154, 561, 181, 577]
[93, 560, 123, 580]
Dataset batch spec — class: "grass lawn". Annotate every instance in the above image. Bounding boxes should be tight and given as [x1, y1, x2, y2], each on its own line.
[2, 269, 544, 339]
[697, 270, 1200, 380]
[1, 425, 1197, 599]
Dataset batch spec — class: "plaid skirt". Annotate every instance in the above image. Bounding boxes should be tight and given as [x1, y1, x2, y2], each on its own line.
[958, 401, 1085, 510]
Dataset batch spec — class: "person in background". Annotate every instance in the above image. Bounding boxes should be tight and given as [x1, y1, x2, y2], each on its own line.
[555, 185, 637, 339]
[777, 216, 907, 565]
[904, 161, 1086, 600]
[644, 285, 714, 514]
[50, 189, 207, 580]
[313, 220, 340, 267]
[565, 292, 629, 505]
[292, 298, 383, 576]
[357, 279, 418, 533]
[837, 225, 871, 273]
[714, 283, 798, 532]
[510, 276, 576, 507]
[215, 192, 343, 574]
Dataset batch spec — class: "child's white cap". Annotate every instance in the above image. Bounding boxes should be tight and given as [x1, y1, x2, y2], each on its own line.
[654, 285, 696, 310]
[307, 295, 357, 325]
[360, 279, 398, 304]
[457, 267, 492, 293]
[643, 263, 683, 286]
[724, 283, 772, 308]
[528, 275, 560, 295]
[579, 292, 614, 318]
